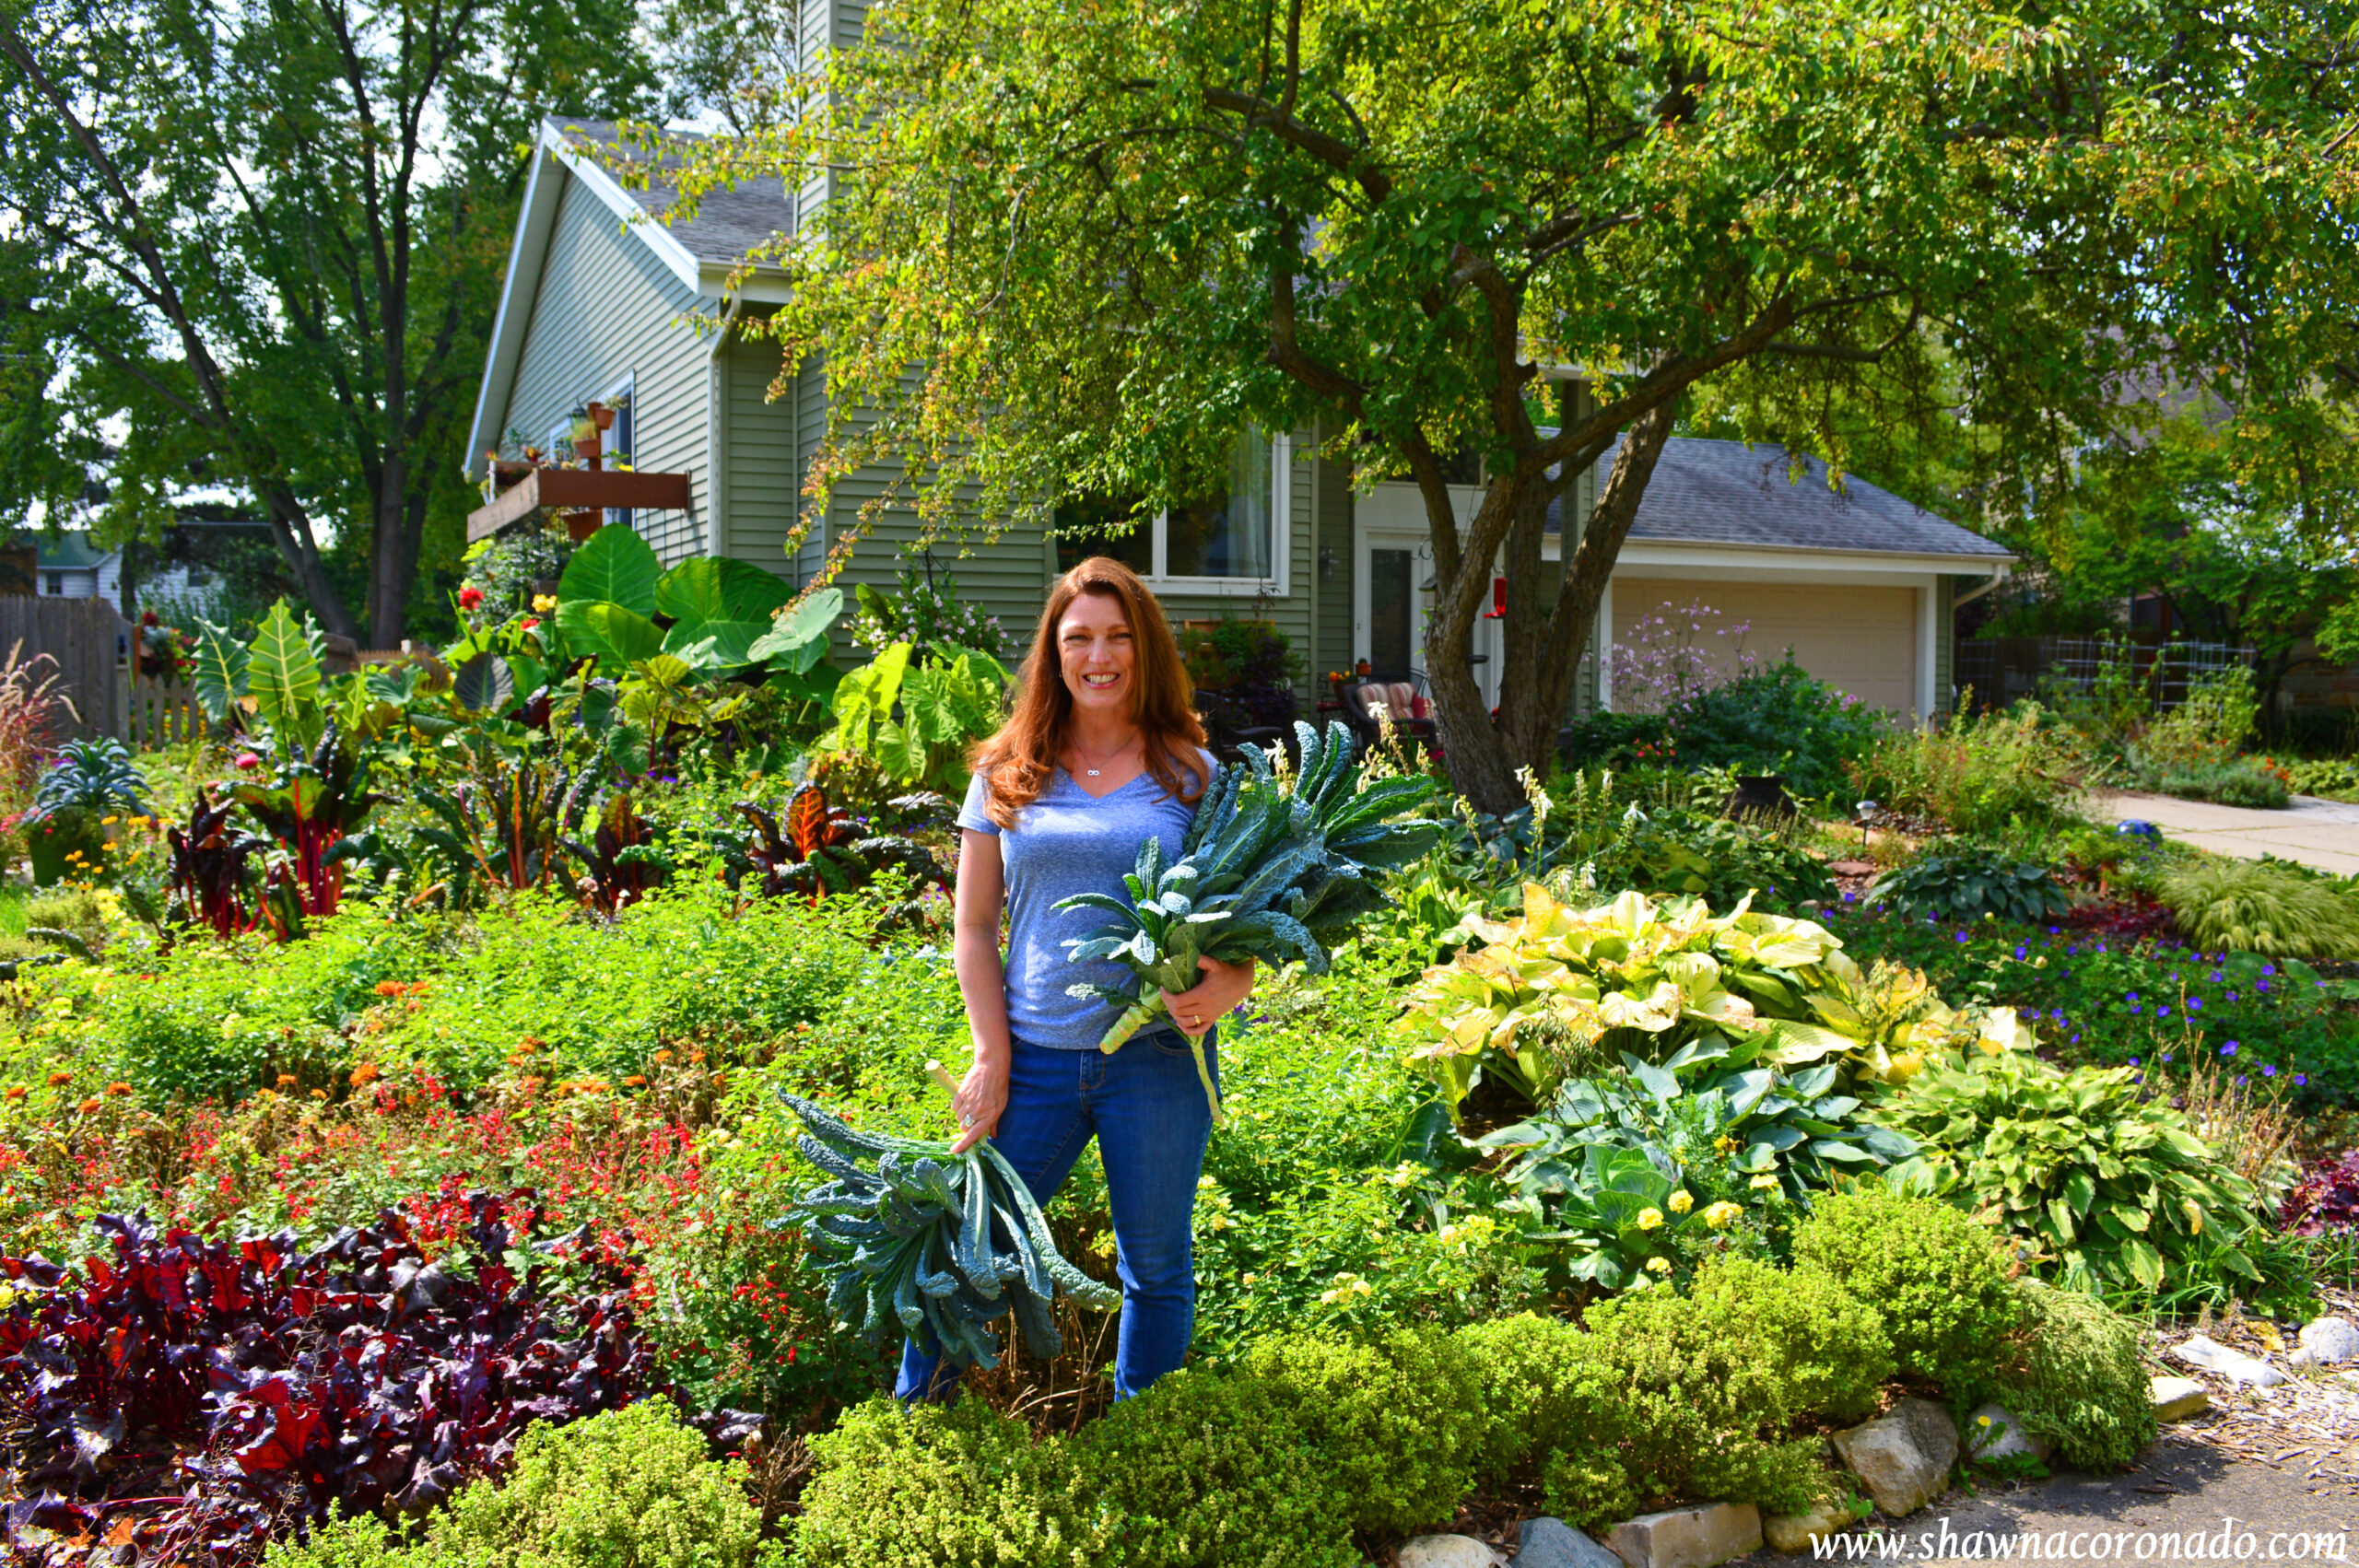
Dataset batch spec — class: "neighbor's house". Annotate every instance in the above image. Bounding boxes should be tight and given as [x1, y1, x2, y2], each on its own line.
[465, 117, 2013, 720]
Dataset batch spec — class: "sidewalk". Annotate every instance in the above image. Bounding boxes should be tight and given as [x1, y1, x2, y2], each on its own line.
[2083, 790, 2359, 877]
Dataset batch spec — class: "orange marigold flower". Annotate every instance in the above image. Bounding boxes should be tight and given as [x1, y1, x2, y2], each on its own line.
[77, 1096, 102, 1115]
[350, 1063, 382, 1087]
[519, 1035, 544, 1051]
[374, 980, 404, 997]
[46, 1071, 72, 1087]
[276, 1073, 299, 1088]
[622, 1075, 646, 1087]
[652, 1050, 674, 1064]
[105, 1082, 133, 1097]
[5, 1086, 25, 1102]
[310, 1090, 327, 1100]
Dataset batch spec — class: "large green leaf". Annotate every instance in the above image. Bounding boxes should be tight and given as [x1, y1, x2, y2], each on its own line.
[556, 600, 665, 664]
[246, 600, 323, 750]
[655, 557, 792, 625]
[190, 618, 250, 725]
[662, 617, 769, 670]
[745, 586, 845, 673]
[558, 527, 662, 614]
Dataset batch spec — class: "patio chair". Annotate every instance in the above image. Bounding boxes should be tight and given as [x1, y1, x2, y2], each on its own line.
[1331, 671, 1439, 756]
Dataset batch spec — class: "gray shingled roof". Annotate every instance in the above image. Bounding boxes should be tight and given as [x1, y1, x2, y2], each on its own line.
[1547, 436, 2013, 559]
[554, 121, 794, 268]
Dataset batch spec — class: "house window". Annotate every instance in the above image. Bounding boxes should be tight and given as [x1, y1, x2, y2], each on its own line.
[44, 572, 62, 595]
[1051, 429, 1289, 592]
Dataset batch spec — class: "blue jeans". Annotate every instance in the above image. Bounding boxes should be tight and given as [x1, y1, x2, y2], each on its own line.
[896, 1028, 1217, 1403]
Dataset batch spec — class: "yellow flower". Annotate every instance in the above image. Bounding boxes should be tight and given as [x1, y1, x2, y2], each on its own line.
[532, 593, 558, 613]
[100, 815, 117, 825]
[1668, 1190, 1694, 1214]
[1645, 1257, 1672, 1274]
[1750, 1173, 1781, 1190]
[1637, 1208, 1665, 1230]
[1703, 1201, 1743, 1229]
[1713, 1134, 1741, 1154]
[2182, 1199, 2204, 1236]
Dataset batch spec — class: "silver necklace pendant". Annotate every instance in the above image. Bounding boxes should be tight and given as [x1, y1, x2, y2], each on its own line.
[1086, 767, 1101, 777]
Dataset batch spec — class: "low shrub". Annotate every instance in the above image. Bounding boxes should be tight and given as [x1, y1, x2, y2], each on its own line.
[1870, 848, 2073, 926]
[1790, 1185, 2024, 1395]
[1662, 661, 1885, 802]
[2155, 858, 2359, 960]
[1867, 1049, 2274, 1305]
[1855, 702, 2086, 834]
[1992, 1279, 2157, 1471]
[2125, 755, 2291, 810]
[265, 1402, 777, 1568]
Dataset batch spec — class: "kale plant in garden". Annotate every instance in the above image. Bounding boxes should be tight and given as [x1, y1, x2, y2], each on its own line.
[781, 1089, 1118, 1372]
[1059, 720, 1442, 1117]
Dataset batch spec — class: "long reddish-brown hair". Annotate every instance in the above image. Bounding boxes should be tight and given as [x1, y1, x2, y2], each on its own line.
[971, 557, 1209, 828]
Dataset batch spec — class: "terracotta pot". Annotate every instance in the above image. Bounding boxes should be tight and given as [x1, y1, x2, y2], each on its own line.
[563, 510, 602, 543]
[588, 400, 616, 431]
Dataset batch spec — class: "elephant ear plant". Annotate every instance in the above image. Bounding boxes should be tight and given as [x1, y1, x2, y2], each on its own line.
[780, 1075, 1118, 1373]
[1056, 720, 1442, 1118]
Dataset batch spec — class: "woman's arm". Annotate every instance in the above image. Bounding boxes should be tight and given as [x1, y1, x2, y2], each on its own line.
[950, 827, 1012, 1154]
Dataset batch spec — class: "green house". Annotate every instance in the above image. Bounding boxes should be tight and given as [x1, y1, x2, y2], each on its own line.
[466, 118, 2012, 720]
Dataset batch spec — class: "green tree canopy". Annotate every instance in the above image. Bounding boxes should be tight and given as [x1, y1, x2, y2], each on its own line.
[675, 0, 2359, 807]
[0, 0, 657, 642]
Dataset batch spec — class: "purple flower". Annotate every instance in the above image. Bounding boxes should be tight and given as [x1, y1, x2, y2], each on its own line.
[2209, 970, 2224, 983]
[2262, 965, 2276, 976]
[2014, 946, 2027, 959]
[2222, 1041, 2239, 1056]
[2158, 1006, 2170, 1018]
[2237, 1074, 2248, 1085]
[1955, 931, 1969, 943]
[2227, 992, 2239, 1002]
[2130, 1057, 2141, 1067]
[2189, 998, 2202, 1010]
[2295, 1074, 2308, 1086]
[2262, 1065, 2276, 1077]
[2161, 1052, 2173, 1062]
[2127, 993, 2140, 1004]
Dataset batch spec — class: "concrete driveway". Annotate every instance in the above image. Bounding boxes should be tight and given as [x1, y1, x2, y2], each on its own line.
[2084, 790, 2359, 877]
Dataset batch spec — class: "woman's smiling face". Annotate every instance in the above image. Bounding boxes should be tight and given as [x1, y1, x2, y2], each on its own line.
[1058, 589, 1136, 720]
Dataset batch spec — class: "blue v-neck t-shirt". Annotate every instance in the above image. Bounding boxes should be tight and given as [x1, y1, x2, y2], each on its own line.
[957, 757, 1210, 1051]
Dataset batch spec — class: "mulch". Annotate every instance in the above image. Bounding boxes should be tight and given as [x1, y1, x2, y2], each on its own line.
[2144, 1285, 2359, 1501]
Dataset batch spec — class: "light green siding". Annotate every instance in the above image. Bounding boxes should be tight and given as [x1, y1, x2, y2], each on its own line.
[718, 325, 801, 582]
[500, 171, 713, 565]
[1312, 444, 1354, 694]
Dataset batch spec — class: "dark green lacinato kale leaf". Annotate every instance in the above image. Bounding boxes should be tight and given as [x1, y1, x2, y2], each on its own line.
[1056, 720, 1443, 1118]
[780, 1092, 1117, 1374]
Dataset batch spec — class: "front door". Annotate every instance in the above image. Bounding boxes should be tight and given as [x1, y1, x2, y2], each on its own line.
[1355, 481, 1499, 708]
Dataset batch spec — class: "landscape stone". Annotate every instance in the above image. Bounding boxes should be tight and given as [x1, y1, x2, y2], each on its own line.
[1604, 1503, 1764, 1568]
[1966, 1401, 2051, 1461]
[1765, 1500, 1855, 1554]
[1830, 1398, 1959, 1518]
[2151, 1375, 2211, 1422]
[2172, 1334, 2286, 1387]
[1400, 1536, 1508, 1568]
[1515, 1517, 1624, 1568]
[2297, 1316, 2359, 1366]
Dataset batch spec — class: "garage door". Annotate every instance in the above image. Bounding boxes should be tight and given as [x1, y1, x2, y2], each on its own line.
[1612, 579, 1919, 715]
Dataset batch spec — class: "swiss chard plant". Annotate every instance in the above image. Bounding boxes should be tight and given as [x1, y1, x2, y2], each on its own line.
[565, 791, 671, 917]
[713, 785, 950, 927]
[164, 789, 267, 939]
[229, 722, 384, 919]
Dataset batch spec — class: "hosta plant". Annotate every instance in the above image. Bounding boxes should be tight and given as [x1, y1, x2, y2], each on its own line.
[781, 1090, 1118, 1373]
[1869, 847, 2073, 925]
[1398, 883, 2027, 1115]
[1058, 720, 1441, 1117]
[1868, 1049, 2271, 1303]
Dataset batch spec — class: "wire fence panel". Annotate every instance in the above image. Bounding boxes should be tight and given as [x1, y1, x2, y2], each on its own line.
[1955, 635, 2254, 714]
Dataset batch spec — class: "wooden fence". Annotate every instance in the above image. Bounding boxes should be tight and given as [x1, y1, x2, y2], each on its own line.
[125, 674, 206, 749]
[0, 595, 126, 742]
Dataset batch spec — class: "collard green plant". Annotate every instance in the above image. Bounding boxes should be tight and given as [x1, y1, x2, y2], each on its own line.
[2155, 857, 2359, 960]
[1059, 720, 1442, 1116]
[781, 1090, 1118, 1374]
[27, 735, 149, 824]
[1869, 1049, 2271, 1303]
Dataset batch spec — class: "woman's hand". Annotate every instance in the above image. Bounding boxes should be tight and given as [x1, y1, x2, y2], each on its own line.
[949, 1059, 1009, 1155]
[1163, 955, 1256, 1040]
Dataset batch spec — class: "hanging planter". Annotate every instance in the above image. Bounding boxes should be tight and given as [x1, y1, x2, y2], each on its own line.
[587, 400, 616, 432]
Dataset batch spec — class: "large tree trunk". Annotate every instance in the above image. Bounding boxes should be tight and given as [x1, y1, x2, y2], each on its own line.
[1426, 404, 1677, 814]
[367, 452, 417, 647]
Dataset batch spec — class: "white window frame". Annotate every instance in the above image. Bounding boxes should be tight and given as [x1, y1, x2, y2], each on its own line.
[1139, 430, 1292, 597]
[601, 371, 636, 527]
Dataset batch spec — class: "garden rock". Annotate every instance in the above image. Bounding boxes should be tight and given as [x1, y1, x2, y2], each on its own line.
[2151, 1376, 2211, 1422]
[1966, 1402, 2050, 1462]
[2297, 1316, 2358, 1366]
[1764, 1500, 1855, 1554]
[1604, 1503, 1763, 1568]
[2172, 1334, 2285, 1387]
[1400, 1536, 1508, 1568]
[1515, 1517, 1623, 1568]
[1831, 1398, 1958, 1518]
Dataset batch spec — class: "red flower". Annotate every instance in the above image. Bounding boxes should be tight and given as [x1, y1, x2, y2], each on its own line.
[521, 616, 540, 631]
[234, 752, 262, 770]
[458, 586, 485, 610]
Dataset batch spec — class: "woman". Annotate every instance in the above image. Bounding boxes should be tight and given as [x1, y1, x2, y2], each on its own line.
[899, 556, 1255, 1403]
